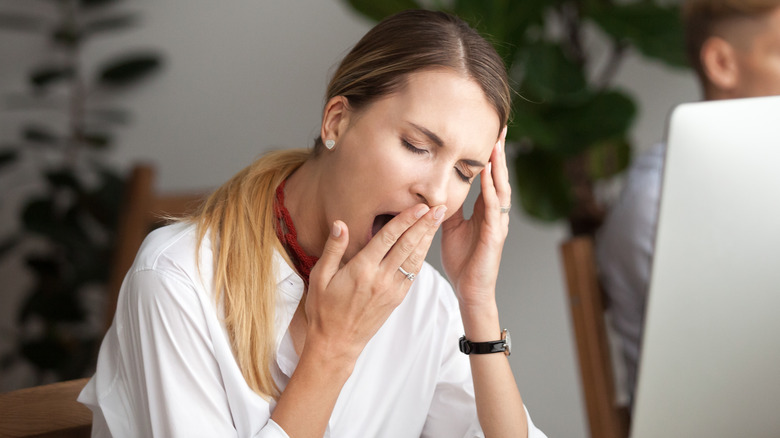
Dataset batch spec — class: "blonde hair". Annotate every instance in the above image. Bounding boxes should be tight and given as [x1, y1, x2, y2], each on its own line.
[683, 0, 780, 81]
[190, 10, 511, 400]
[193, 149, 309, 399]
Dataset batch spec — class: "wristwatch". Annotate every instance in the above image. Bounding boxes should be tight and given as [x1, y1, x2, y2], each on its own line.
[459, 329, 511, 356]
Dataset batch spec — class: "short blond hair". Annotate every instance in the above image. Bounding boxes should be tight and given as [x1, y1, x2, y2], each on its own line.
[683, 0, 780, 80]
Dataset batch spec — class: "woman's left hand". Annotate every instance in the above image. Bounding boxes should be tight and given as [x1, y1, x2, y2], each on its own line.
[441, 126, 510, 309]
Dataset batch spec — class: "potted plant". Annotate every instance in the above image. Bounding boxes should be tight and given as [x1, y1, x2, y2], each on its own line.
[0, 0, 162, 384]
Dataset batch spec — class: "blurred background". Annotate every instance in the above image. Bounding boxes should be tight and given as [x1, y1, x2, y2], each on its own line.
[0, 0, 697, 436]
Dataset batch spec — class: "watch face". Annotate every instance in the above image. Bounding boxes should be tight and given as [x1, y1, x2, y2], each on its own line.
[503, 329, 512, 356]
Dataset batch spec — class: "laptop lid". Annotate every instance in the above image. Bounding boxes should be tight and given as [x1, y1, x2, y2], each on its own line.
[631, 96, 780, 438]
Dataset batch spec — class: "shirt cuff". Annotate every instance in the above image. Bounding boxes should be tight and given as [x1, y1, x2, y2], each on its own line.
[255, 419, 290, 438]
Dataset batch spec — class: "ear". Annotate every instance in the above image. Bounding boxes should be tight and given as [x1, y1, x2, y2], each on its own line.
[701, 36, 740, 93]
[321, 96, 351, 144]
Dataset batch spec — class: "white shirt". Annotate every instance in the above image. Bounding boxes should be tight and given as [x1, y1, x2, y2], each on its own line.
[79, 222, 546, 437]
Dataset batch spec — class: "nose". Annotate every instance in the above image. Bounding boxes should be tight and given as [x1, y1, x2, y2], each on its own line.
[414, 166, 449, 208]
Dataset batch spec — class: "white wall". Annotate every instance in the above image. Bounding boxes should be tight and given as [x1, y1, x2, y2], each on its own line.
[0, 1, 700, 436]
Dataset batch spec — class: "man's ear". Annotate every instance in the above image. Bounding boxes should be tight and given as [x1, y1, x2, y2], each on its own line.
[701, 36, 740, 93]
[321, 96, 351, 144]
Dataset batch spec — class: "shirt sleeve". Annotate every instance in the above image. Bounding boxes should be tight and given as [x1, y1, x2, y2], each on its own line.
[88, 267, 286, 438]
[421, 276, 547, 438]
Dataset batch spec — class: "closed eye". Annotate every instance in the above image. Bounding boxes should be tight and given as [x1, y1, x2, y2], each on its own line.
[401, 138, 427, 155]
[455, 167, 472, 184]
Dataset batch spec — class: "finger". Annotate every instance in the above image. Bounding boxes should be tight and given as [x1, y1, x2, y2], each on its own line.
[360, 204, 430, 263]
[382, 205, 446, 276]
[310, 220, 349, 290]
[492, 128, 512, 209]
[481, 158, 500, 221]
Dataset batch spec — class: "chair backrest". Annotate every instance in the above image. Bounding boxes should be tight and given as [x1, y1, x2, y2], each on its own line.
[560, 236, 630, 438]
[105, 163, 206, 332]
[0, 378, 91, 438]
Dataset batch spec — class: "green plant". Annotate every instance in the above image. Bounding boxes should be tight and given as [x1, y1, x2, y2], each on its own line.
[0, 0, 162, 383]
[343, 0, 687, 234]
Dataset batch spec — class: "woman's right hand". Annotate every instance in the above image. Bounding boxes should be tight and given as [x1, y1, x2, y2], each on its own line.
[304, 203, 446, 365]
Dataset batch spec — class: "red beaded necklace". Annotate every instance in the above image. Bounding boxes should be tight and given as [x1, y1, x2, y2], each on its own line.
[274, 180, 319, 285]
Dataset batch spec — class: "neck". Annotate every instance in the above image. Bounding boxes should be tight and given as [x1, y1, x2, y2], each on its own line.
[283, 158, 328, 259]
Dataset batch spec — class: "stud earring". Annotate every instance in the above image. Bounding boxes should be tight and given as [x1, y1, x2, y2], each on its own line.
[324, 139, 335, 150]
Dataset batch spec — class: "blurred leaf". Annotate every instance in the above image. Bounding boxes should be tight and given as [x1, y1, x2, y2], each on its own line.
[344, 0, 421, 22]
[0, 235, 20, 261]
[87, 107, 132, 125]
[22, 125, 59, 144]
[22, 198, 59, 236]
[587, 136, 631, 180]
[97, 52, 163, 87]
[518, 40, 588, 102]
[0, 148, 19, 171]
[84, 13, 139, 35]
[51, 25, 82, 47]
[588, 3, 688, 68]
[83, 167, 124, 227]
[546, 89, 637, 155]
[45, 169, 83, 192]
[29, 65, 74, 88]
[83, 131, 112, 149]
[513, 148, 571, 221]
[510, 102, 559, 147]
[80, 0, 123, 9]
[21, 337, 70, 370]
[0, 13, 47, 32]
[25, 254, 60, 279]
[451, 0, 545, 64]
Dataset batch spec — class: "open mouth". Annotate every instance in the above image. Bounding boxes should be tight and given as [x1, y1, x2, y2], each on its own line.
[372, 213, 396, 237]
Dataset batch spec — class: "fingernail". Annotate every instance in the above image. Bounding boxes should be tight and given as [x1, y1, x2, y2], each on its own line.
[331, 221, 342, 238]
[434, 205, 447, 223]
[415, 205, 430, 219]
[487, 162, 492, 174]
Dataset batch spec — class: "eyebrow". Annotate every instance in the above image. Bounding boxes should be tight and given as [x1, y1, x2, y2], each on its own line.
[407, 122, 485, 168]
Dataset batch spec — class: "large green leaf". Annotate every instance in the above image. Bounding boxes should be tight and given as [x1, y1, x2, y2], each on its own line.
[545, 89, 637, 155]
[517, 40, 588, 102]
[343, 0, 421, 22]
[451, 0, 546, 64]
[587, 136, 632, 180]
[513, 148, 571, 221]
[588, 3, 687, 68]
[510, 101, 560, 148]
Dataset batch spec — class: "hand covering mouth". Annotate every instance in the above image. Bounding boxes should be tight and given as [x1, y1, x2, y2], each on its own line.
[372, 213, 397, 237]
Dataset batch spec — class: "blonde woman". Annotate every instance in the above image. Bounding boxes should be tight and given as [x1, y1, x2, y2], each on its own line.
[80, 10, 546, 438]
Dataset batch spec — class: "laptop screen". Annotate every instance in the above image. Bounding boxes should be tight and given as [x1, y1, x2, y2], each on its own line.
[631, 96, 780, 438]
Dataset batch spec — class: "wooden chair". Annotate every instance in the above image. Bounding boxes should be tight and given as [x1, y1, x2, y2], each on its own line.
[104, 163, 206, 332]
[560, 236, 630, 438]
[0, 378, 92, 438]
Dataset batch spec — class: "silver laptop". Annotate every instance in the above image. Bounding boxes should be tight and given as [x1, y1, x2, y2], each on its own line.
[631, 96, 780, 438]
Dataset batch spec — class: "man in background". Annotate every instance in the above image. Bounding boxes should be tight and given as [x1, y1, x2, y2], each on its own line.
[596, 0, 780, 409]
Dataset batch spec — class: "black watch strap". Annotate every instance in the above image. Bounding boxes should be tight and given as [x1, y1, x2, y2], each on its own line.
[458, 329, 511, 356]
